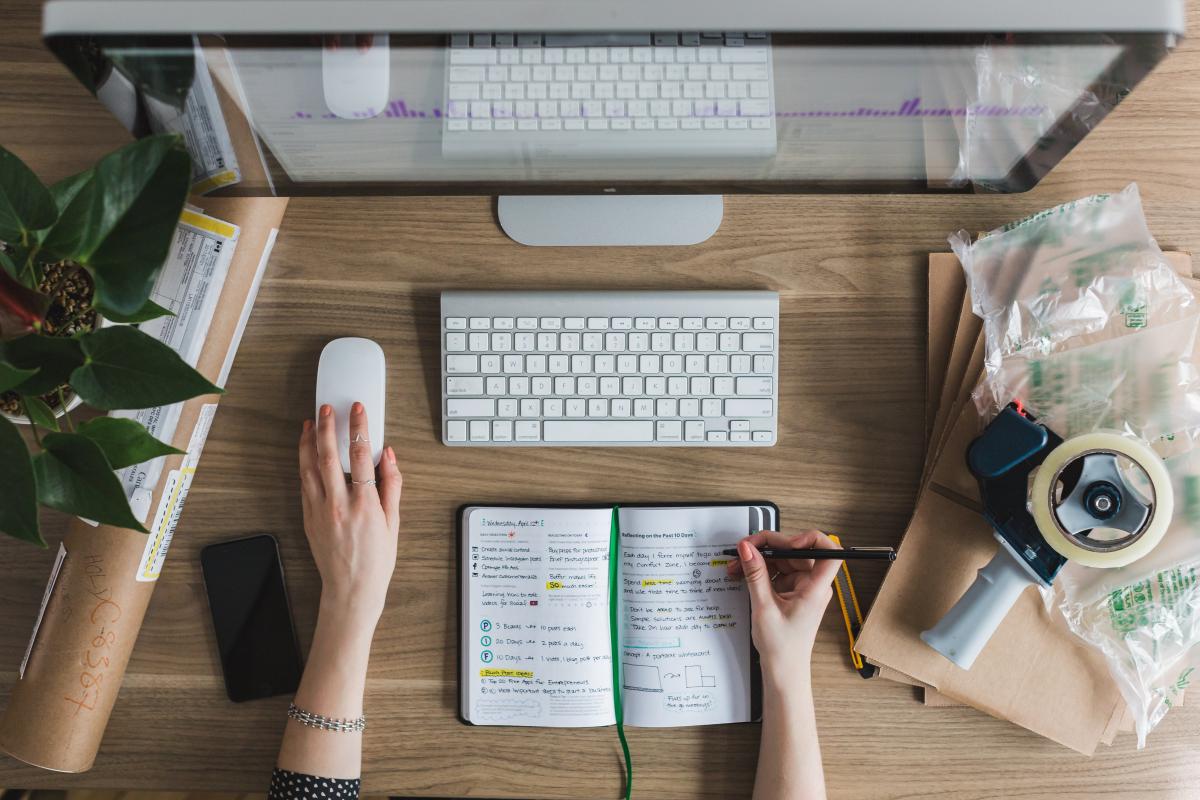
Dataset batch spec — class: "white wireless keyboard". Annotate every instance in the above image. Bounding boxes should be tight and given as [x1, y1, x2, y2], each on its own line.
[442, 32, 776, 158]
[441, 291, 779, 446]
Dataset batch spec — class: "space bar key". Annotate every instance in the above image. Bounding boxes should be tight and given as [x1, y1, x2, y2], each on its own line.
[543, 421, 656, 443]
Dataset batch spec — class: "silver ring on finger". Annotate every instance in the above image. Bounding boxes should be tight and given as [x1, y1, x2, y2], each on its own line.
[349, 478, 377, 487]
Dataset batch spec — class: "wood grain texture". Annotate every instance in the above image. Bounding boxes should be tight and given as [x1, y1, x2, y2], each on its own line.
[2, 1, 1200, 797]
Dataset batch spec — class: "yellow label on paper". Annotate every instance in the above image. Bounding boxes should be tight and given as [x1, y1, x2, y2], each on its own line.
[710, 559, 732, 567]
[480, 669, 534, 678]
[641, 578, 674, 587]
[546, 580, 563, 590]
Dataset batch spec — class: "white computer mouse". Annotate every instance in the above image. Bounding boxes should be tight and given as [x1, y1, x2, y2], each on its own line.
[315, 337, 386, 472]
[322, 33, 390, 120]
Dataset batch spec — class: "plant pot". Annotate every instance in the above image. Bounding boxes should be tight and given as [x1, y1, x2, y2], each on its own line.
[0, 389, 85, 425]
[0, 261, 101, 425]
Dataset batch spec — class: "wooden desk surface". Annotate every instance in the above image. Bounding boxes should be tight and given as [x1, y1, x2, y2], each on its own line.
[3, 2, 1200, 798]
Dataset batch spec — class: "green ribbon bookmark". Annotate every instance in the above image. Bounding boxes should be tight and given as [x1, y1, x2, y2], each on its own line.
[609, 506, 632, 800]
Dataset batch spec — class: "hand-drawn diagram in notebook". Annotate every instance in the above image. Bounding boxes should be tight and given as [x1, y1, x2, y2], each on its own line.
[685, 664, 717, 688]
[622, 663, 663, 693]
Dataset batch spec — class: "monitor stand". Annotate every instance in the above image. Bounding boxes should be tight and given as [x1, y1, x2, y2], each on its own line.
[497, 195, 723, 246]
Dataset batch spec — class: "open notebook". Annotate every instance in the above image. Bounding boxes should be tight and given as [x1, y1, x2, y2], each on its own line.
[458, 503, 771, 728]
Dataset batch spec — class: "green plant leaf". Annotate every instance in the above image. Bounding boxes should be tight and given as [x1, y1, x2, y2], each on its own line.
[0, 248, 16, 279]
[1, 334, 84, 395]
[0, 361, 37, 393]
[40, 135, 191, 315]
[0, 146, 56, 243]
[70, 325, 221, 410]
[34, 432, 147, 532]
[0, 414, 42, 545]
[95, 298, 173, 324]
[21, 394, 60, 432]
[76, 416, 183, 469]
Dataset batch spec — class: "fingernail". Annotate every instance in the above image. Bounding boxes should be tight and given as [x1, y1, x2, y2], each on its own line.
[386, 446, 396, 463]
[302, 419, 312, 431]
[737, 540, 755, 560]
[352, 401, 364, 415]
[320, 404, 332, 417]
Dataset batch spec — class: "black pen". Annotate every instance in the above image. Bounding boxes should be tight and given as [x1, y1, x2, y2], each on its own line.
[720, 547, 896, 562]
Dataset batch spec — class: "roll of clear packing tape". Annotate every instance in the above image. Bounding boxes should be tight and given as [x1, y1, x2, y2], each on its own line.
[1030, 432, 1173, 568]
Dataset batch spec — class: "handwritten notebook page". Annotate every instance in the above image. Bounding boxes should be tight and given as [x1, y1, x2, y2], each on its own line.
[461, 506, 615, 727]
[618, 505, 755, 727]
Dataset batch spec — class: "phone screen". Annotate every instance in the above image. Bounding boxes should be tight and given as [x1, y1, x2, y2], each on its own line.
[201, 534, 303, 702]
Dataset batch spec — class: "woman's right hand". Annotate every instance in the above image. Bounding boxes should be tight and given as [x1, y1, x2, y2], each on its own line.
[726, 530, 842, 677]
[298, 402, 402, 626]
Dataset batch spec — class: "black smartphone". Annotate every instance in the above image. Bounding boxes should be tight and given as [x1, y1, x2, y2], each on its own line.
[200, 534, 303, 702]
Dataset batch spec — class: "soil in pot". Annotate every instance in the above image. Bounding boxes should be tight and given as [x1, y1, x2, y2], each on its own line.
[0, 261, 97, 417]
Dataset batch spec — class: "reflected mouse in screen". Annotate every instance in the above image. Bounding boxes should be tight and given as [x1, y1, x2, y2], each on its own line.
[322, 33, 390, 120]
[315, 337, 386, 472]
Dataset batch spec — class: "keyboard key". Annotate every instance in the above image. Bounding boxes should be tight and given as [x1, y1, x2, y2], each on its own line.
[656, 398, 677, 416]
[469, 332, 489, 351]
[448, 399, 496, 417]
[589, 399, 608, 417]
[481, 355, 501, 373]
[521, 398, 540, 416]
[742, 333, 774, 352]
[731, 354, 752, 374]
[447, 420, 468, 442]
[516, 421, 541, 442]
[446, 355, 479, 373]
[544, 398, 564, 417]
[680, 398, 699, 417]
[634, 398, 654, 417]
[753, 317, 773, 329]
[737, 377, 773, 396]
[486, 377, 506, 395]
[446, 317, 467, 330]
[503, 355, 523, 373]
[685, 421, 705, 442]
[656, 420, 683, 442]
[707, 431, 729, 442]
[612, 399, 632, 416]
[753, 355, 773, 373]
[470, 317, 490, 329]
[725, 399, 772, 417]
[731, 431, 751, 442]
[719, 333, 740, 351]
[469, 420, 490, 442]
[447, 377, 484, 395]
[541, 317, 562, 329]
[497, 398, 518, 417]
[752, 430, 773, 443]
[565, 317, 586, 329]
[730, 420, 750, 431]
[446, 332, 467, 352]
[565, 399, 586, 417]
[720, 46, 769, 62]
[544, 420, 654, 442]
[701, 398, 723, 417]
[517, 317, 538, 329]
[555, 377, 575, 395]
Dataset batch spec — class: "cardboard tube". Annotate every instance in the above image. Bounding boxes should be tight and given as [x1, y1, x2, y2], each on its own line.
[0, 197, 288, 772]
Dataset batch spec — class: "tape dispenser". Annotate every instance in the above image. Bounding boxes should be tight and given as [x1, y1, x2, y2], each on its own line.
[921, 402, 1174, 669]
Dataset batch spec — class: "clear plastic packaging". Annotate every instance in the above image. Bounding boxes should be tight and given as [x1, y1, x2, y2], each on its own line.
[950, 184, 1200, 747]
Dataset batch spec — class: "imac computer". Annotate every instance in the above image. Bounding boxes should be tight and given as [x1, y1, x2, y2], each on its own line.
[42, 0, 1185, 245]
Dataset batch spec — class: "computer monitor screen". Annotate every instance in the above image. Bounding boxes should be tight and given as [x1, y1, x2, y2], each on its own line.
[46, 31, 1173, 195]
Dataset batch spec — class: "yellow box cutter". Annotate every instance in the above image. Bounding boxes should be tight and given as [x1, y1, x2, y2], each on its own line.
[829, 534, 878, 678]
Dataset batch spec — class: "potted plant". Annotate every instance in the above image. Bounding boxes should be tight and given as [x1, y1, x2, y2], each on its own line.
[0, 134, 221, 546]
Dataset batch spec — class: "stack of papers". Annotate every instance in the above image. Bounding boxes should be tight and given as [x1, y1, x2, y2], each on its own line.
[854, 251, 1196, 754]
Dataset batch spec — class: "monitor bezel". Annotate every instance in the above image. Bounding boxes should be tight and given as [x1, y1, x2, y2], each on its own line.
[44, 31, 1178, 196]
